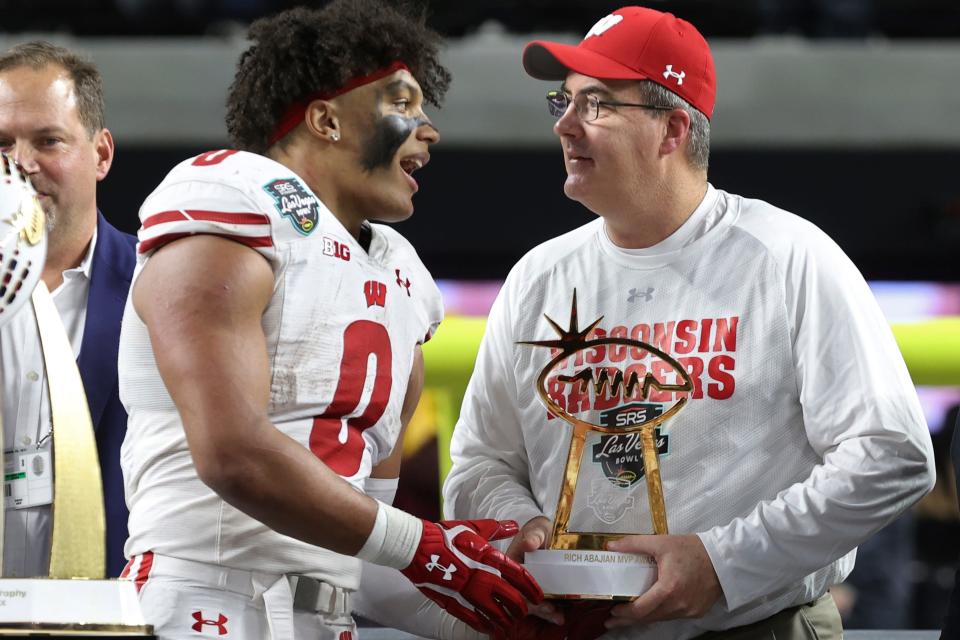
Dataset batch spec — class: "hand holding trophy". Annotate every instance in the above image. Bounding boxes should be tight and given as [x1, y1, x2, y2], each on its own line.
[519, 290, 693, 600]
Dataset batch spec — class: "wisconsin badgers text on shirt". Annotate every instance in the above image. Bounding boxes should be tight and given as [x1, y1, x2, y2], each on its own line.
[544, 316, 738, 419]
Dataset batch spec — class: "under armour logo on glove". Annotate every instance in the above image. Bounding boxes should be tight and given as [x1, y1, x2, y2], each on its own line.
[191, 611, 228, 635]
[401, 519, 544, 636]
[425, 553, 458, 580]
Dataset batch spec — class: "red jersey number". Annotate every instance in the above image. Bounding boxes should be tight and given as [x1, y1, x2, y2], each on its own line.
[310, 320, 393, 476]
[191, 149, 240, 166]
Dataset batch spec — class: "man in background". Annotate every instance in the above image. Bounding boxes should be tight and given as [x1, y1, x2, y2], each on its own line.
[0, 41, 135, 577]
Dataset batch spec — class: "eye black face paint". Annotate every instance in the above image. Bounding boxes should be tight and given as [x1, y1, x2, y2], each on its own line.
[360, 113, 430, 172]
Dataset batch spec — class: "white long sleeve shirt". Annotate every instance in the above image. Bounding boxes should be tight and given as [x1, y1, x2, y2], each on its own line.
[443, 185, 934, 638]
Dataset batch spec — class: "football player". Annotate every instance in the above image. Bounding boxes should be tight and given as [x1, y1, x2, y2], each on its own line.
[117, 2, 541, 638]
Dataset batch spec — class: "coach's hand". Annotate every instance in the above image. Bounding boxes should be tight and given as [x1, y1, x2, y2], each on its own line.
[503, 516, 562, 624]
[504, 516, 551, 563]
[401, 519, 544, 635]
[605, 534, 722, 626]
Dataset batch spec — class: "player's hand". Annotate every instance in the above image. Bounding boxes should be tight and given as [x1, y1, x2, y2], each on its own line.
[605, 534, 722, 626]
[401, 519, 545, 635]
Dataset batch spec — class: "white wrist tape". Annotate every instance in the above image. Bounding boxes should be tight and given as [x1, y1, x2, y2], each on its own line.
[355, 500, 422, 569]
[365, 477, 399, 505]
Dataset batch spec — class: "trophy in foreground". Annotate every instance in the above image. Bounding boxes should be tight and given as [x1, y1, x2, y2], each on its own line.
[0, 154, 151, 636]
[519, 291, 693, 600]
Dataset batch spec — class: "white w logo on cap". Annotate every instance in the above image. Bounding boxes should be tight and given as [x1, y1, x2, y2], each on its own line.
[584, 14, 623, 39]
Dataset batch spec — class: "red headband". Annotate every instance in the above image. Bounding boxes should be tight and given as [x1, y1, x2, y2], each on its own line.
[268, 61, 409, 147]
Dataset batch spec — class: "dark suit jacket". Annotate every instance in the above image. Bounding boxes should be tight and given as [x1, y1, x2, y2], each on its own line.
[76, 212, 136, 577]
[942, 409, 960, 638]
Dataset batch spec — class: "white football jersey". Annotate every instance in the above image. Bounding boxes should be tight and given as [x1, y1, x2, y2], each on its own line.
[444, 184, 934, 638]
[119, 149, 442, 588]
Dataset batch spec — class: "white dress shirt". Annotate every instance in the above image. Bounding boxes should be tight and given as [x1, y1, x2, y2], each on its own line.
[0, 229, 96, 577]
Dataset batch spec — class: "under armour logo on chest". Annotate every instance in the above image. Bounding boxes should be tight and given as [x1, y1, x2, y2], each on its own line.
[191, 611, 228, 635]
[629, 287, 654, 302]
[425, 554, 457, 580]
[663, 65, 685, 85]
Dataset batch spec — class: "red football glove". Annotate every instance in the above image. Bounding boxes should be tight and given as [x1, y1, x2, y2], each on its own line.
[496, 601, 614, 640]
[400, 519, 544, 635]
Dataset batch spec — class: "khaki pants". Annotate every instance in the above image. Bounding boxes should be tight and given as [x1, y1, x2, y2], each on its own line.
[694, 594, 842, 640]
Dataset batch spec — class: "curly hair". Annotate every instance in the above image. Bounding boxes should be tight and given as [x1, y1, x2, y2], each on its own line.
[226, 0, 451, 154]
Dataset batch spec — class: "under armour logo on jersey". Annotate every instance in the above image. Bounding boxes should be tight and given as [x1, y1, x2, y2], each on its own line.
[629, 287, 654, 302]
[663, 65, 685, 85]
[425, 554, 457, 580]
[584, 13, 623, 39]
[364, 280, 387, 307]
[191, 611, 228, 635]
[395, 269, 411, 296]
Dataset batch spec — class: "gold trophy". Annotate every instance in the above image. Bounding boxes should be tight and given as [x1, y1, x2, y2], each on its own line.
[519, 291, 692, 599]
[0, 154, 152, 635]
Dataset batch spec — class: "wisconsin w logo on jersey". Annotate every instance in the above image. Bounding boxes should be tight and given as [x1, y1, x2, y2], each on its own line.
[364, 281, 387, 307]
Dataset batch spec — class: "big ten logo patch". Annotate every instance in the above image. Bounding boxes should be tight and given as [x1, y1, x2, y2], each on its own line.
[322, 236, 350, 261]
[263, 177, 320, 236]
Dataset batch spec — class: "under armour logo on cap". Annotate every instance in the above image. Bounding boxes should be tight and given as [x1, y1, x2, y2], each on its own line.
[663, 65, 685, 85]
[584, 13, 623, 39]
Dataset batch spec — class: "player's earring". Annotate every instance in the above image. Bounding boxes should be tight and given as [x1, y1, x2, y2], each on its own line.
[331, 132, 340, 142]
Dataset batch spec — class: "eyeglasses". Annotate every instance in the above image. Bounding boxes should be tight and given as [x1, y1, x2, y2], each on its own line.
[546, 90, 673, 122]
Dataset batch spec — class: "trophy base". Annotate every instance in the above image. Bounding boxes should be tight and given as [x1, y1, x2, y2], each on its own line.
[524, 549, 657, 600]
[0, 579, 152, 635]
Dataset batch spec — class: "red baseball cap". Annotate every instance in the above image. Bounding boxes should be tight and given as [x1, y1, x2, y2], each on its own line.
[522, 6, 717, 119]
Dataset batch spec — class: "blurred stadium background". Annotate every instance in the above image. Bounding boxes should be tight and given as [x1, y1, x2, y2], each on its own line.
[3, 0, 959, 629]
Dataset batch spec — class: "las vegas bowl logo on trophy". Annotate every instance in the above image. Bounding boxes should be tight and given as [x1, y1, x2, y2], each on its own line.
[519, 290, 693, 549]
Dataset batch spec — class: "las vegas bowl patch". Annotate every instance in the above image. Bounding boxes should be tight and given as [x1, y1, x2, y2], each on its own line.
[263, 178, 319, 235]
